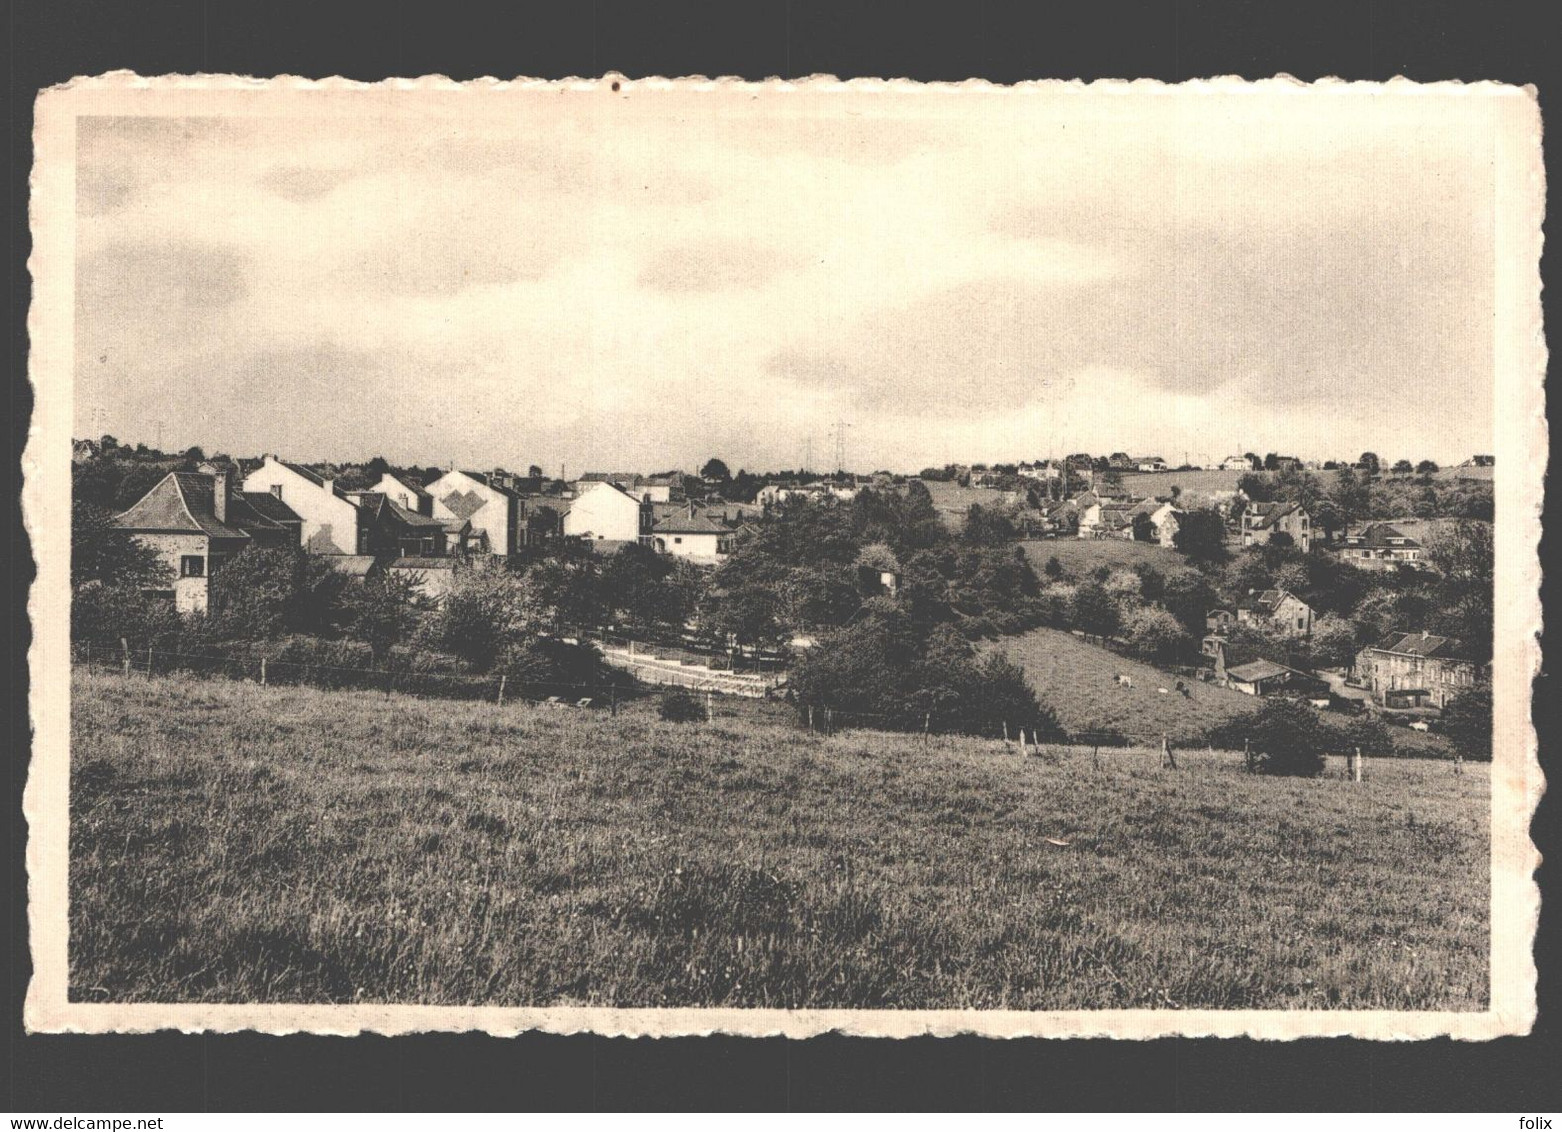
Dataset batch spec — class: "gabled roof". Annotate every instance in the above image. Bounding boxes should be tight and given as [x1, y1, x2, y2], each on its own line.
[354, 492, 448, 529]
[1225, 659, 1297, 683]
[458, 471, 523, 499]
[1370, 631, 1467, 660]
[276, 459, 354, 501]
[379, 473, 431, 502]
[578, 479, 644, 503]
[239, 491, 303, 525]
[1245, 500, 1303, 528]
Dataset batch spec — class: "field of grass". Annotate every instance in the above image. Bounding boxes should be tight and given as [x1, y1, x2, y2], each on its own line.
[1119, 468, 1245, 497]
[1018, 537, 1189, 576]
[985, 624, 1259, 743]
[920, 477, 1008, 520]
[70, 670, 1488, 1010]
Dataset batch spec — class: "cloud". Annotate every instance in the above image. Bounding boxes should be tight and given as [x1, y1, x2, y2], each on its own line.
[637, 239, 805, 293]
[261, 165, 359, 203]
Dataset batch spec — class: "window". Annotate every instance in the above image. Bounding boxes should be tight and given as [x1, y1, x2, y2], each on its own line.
[674, 536, 683, 544]
[270, 484, 283, 499]
[1297, 617, 1306, 630]
[180, 555, 205, 578]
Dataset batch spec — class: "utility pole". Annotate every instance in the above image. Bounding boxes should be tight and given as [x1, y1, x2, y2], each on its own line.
[832, 420, 851, 475]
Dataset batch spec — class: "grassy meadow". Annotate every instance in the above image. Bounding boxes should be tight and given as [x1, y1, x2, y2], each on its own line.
[69, 670, 1488, 1010]
[985, 625, 1258, 743]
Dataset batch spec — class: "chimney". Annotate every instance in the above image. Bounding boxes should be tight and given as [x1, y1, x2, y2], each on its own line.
[212, 466, 229, 524]
[1422, 629, 1430, 639]
[321, 476, 334, 494]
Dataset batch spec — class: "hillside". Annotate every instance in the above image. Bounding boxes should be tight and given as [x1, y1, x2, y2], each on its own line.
[984, 625, 1258, 743]
[70, 670, 1488, 1011]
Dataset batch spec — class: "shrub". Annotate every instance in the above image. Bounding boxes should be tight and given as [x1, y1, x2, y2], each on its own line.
[208, 546, 348, 639]
[1246, 698, 1328, 777]
[71, 581, 184, 650]
[1441, 686, 1492, 761]
[659, 689, 708, 723]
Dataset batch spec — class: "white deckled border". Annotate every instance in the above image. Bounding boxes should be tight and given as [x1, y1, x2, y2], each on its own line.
[24, 72, 1545, 1040]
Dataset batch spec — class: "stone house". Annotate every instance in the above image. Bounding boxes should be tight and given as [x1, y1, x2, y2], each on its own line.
[1353, 630, 1482, 709]
[114, 466, 302, 612]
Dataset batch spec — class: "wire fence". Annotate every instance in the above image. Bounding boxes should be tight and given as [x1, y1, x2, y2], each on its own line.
[70, 640, 1466, 778]
[71, 640, 638, 712]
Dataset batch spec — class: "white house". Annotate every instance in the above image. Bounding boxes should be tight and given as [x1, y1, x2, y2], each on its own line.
[1138, 500, 1183, 547]
[370, 472, 434, 516]
[563, 480, 651, 544]
[652, 508, 734, 564]
[242, 455, 365, 556]
[1219, 455, 1253, 471]
[424, 469, 523, 557]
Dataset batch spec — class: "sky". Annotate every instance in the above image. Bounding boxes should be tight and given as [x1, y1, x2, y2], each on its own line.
[73, 82, 1498, 474]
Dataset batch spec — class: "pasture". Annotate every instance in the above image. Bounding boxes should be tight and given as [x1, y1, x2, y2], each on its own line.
[985, 624, 1258, 743]
[70, 670, 1488, 1010]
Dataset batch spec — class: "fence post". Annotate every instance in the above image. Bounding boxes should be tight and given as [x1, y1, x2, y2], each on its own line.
[1454, 752, 1463, 776]
[1003, 720, 1009, 745]
[611, 685, 618, 717]
[1092, 741, 1101, 770]
[923, 712, 931, 750]
[120, 637, 130, 679]
[260, 657, 267, 686]
[1162, 732, 1177, 770]
[705, 689, 713, 722]
[497, 674, 507, 706]
[807, 705, 814, 732]
[1243, 737, 1253, 773]
[1352, 746, 1363, 783]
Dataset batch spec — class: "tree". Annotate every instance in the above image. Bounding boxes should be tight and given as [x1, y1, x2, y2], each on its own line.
[1243, 452, 1262, 470]
[1263, 452, 1280, 471]
[701, 457, 731, 482]
[528, 464, 544, 479]
[1357, 452, 1381, 474]
[1070, 581, 1121, 640]
[208, 546, 348, 639]
[1441, 685, 1492, 761]
[1415, 459, 1439, 476]
[1391, 459, 1414, 476]
[71, 499, 167, 588]
[367, 455, 391, 477]
[1308, 614, 1360, 668]
[1267, 530, 1295, 551]
[345, 572, 421, 664]
[1171, 508, 1228, 565]
[184, 445, 205, 463]
[1131, 512, 1155, 542]
[1121, 606, 1190, 665]
[1236, 472, 1275, 502]
[1043, 555, 1065, 580]
[963, 503, 1018, 546]
[1245, 698, 1327, 776]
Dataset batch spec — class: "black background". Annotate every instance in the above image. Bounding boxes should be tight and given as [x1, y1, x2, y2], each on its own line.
[6, 0, 1559, 1112]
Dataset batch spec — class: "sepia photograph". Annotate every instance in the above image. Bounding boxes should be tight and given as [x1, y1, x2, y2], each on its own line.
[24, 73, 1543, 1039]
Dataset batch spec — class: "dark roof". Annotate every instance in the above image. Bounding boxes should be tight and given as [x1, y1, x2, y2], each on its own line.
[1226, 659, 1295, 683]
[1245, 500, 1303, 529]
[1238, 588, 1301, 615]
[654, 511, 730, 535]
[1370, 631, 1468, 660]
[458, 471, 522, 499]
[379, 474, 431, 501]
[1345, 522, 1422, 548]
[239, 491, 303, 524]
[115, 472, 251, 540]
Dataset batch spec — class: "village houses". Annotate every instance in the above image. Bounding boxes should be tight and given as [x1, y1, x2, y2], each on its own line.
[1240, 500, 1313, 552]
[1233, 588, 1316, 636]
[563, 480, 653, 547]
[423, 469, 527, 557]
[651, 503, 736, 564]
[242, 455, 365, 556]
[114, 464, 303, 612]
[1336, 522, 1426, 571]
[1353, 630, 1482, 709]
